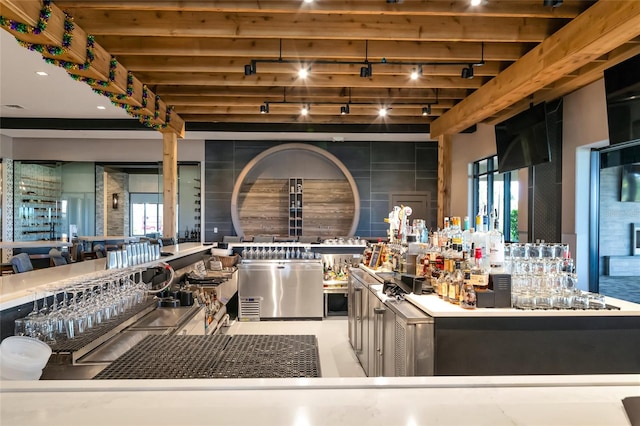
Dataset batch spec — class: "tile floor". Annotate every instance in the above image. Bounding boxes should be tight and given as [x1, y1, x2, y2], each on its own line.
[222, 317, 366, 378]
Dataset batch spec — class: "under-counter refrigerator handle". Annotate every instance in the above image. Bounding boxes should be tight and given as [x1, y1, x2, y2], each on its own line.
[374, 306, 385, 376]
[354, 287, 363, 352]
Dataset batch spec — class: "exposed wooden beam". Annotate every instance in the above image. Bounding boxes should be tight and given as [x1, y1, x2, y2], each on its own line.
[179, 114, 433, 125]
[163, 96, 458, 108]
[485, 42, 640, 126]
[156, 86, 470, 99]
[65, 10, 562, 42]
[162, 132, 178, 240]
[430, 0, 640, 137]
[138, 72, 486, 89]
[437, 134, 452, 227]
[100, 38, 532, 62]
[120, 56, 507, 77]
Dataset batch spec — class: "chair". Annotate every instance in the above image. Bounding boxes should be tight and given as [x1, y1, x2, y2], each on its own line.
[48, 249, 68, 267]
[1, 263, 14, 275]
[81, 251, 100, 261]
[10, 253, 34, 273]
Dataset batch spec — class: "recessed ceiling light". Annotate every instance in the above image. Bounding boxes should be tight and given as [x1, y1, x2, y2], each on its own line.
[379, 107, 388, 117]
[303, 0, 313, 3]
[35, 71, 48, 76]
[470, 0, 482, 5]
[298, 68, 309, 79]
[97, 106, 106, 110]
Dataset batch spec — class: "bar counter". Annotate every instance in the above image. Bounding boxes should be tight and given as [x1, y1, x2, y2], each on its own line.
[0, 243, 211, 311]
[1, 375, 638, 425]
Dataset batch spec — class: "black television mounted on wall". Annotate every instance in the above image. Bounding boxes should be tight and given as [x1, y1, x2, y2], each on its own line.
[495, 102, 552, 173]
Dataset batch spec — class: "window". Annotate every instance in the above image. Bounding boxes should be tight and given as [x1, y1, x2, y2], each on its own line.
[472, 156, 519, 242]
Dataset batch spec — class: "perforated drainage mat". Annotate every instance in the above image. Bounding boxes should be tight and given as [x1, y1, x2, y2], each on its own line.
[93, 334, 320, 379]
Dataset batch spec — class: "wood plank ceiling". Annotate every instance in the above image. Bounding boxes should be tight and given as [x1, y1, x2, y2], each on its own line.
[49, 0, 640, 133]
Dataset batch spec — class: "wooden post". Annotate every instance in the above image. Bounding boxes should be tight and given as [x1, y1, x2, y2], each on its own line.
[162, 132, 178, 240]
[437, 134, 452, 229]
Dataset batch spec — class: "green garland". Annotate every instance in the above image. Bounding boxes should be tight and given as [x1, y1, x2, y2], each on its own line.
[92, 72, 135, 100]
[44, 34, 95, 71]
[0, 0, 51, 35]
[15, 12, 74, 57]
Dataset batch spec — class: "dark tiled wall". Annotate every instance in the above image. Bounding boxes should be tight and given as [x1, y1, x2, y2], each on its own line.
[203, 141, 438, 242]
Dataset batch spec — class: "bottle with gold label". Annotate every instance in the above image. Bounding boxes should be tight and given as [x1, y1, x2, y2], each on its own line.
[448, 260, 463, 304]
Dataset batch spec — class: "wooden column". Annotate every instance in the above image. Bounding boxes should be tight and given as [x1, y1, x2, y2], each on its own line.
[162, 132, 178, 240]
[437, 134, 452, 229]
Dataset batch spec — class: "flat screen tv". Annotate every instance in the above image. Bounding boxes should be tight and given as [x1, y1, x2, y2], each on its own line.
[604, 54, 640, 145]
[621, 163, 640, 202]
[495, 102, 551, 173]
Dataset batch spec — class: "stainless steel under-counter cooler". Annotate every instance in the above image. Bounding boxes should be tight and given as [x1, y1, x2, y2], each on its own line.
[238, 259, 323, 320]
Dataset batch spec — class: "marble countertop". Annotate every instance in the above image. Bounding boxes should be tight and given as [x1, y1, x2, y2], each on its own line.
[405, 292, 640, 317]
[76, 236, 140, 242]
[357, 264, 640, 317]
[0, 241, 73, 249]
[0, 375, 638, 425]
[0, 243, 211, 311]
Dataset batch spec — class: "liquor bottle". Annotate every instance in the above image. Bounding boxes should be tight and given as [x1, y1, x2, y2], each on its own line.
[470, 247, 489, 292]
[488, 210, 505, 271]
[459, 264, 477, 310]
[462, 216, 474, 258]
[448, 260, 463, 305]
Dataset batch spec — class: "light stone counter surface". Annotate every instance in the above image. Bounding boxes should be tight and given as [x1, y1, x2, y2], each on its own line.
[0, 375, 638, 425]
[0, 243, 211, 311]
[405, 292, 640, 317]
[0, 241, 73, 249]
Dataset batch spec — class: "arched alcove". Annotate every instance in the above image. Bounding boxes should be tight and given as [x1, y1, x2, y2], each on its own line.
[231, 144, 360, 238]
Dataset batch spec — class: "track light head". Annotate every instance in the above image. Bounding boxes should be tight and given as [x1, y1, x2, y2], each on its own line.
[461, 64, 474, 79]
[379, 107, 388, 117]
[341, 104, 350, 115]
[301, 104, 310, 116]
[410, 65, 422, 80]
[422, 105, 431, 116]
[260, 103, 269, 114]
[360, 63, 372, 78]
[244, 63, 256, 76]
[543, 0, 563, 7]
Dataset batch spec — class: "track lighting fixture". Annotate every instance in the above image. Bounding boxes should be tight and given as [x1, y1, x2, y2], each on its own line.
[301, 104, 310, 116]
[422, 105, 431, 116]
[379, 107, 388, 117]
[260, 103, 269, 114]
[360, 63, 372, 78]
[543, 0, 563, 7]
[244, 62, 256, 76]
[410, 65, 422, 80]
[340, 104, 350, 115]
[461, 64, 474, 79]
[298, 66, 310, 79]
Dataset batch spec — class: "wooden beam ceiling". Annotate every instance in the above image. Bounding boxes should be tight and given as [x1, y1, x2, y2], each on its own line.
[5, 0, 635, 129]
[430, 0, 640, 137]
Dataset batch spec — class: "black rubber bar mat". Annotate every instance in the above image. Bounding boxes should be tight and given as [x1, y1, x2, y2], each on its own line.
[93, 334, 320, 379]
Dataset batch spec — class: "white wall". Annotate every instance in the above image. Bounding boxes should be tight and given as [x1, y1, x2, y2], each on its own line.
[450, 123, 497, 218]
[0, 134, 12, 158]
[562, 78, 610, 288]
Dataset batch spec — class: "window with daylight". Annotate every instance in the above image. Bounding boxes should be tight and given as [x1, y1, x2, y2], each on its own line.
[472, 156, 519, 242]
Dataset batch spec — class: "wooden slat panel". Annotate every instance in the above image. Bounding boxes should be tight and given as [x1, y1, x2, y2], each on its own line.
[238, 179, 289, 237]
[303, 180, 355, 238]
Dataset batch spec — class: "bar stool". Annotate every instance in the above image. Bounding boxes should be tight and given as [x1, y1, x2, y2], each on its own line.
[9, 253, 34, 273]
[1, 263, 14, 275]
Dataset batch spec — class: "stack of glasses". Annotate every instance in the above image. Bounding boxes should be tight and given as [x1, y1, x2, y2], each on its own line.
[505, 243, 606, 310]
[13, 267, 148, 344]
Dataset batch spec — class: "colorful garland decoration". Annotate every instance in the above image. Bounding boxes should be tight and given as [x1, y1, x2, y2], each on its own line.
[15, 12, 74, 57]
[44, 34, 95, 71]
[0, 0, 52, 35]
[92, 72, 135, 101]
